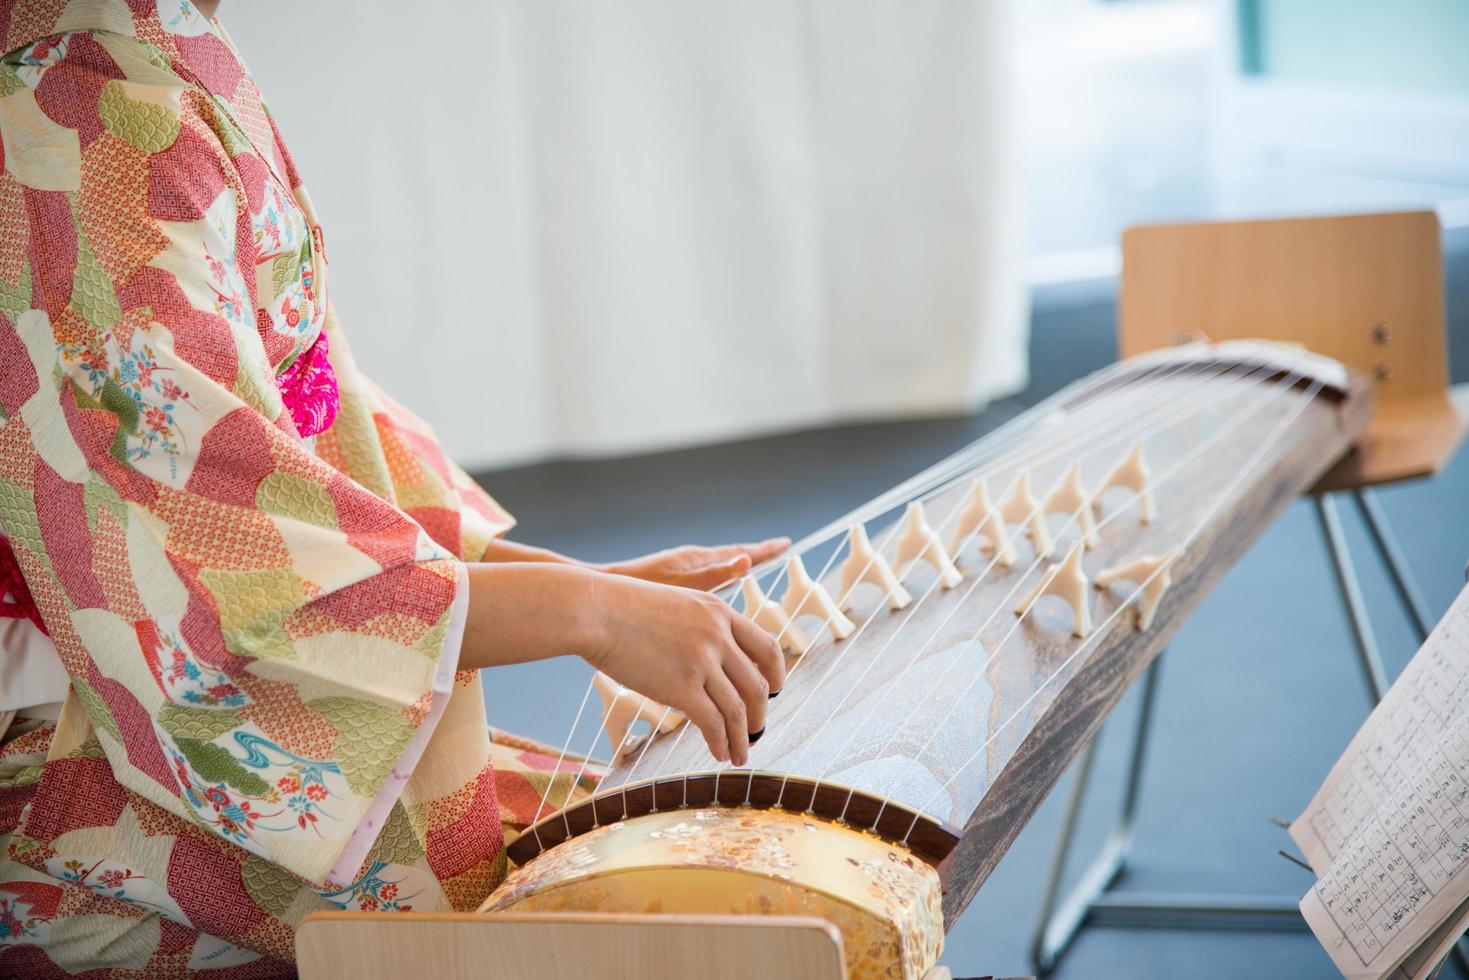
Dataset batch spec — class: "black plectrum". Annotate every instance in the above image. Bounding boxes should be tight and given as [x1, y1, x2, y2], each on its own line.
[748, 727, 765, 744]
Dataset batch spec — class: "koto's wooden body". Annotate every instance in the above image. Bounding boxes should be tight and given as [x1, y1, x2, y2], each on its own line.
[510, 356, 1371, 931]
[596, 364, 1370, 923]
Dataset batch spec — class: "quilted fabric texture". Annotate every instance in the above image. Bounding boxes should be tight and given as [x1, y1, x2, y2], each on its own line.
[0, 1, 596, 974]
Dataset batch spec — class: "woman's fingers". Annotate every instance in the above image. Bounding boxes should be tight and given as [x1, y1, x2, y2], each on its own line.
[683, 553, 751, 590]
[728, 611, 785, 696]
[720, 640, 770, 739]
[737, 537, 790, 565]
[683, 690, 730, 764]
[704, 671, 750, 767]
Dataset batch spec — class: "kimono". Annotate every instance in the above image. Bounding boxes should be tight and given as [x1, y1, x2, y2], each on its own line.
[0, 1, 595, 974]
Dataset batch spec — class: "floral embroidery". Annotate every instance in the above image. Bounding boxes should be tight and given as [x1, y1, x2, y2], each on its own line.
[13, 35, 68, 88]
[166, 729, 347, 846]
[49, 858, 187, 921]
[252, 180, 306, 259]
[170, 749, 281, 850]
[155, 0, 212, 37]
[204, 232, 251, 327]
[61, 332, 201, 481]
[0, 894, 50, 943]
[315, 860, 420, 913]
[236, 732, 344, 833]
[145, 622, 250, 708]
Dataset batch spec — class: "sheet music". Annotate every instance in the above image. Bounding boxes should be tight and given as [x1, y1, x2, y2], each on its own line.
[1292, 582, 1469, 980]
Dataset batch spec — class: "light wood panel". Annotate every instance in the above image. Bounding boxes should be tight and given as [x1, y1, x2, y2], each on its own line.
[296, 912, 846, 980]
[1119, 210, 1463, 489]
[581, 362, 1370, 925]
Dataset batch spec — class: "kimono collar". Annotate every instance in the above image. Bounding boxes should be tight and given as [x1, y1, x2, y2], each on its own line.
[0, 0, 247, 104]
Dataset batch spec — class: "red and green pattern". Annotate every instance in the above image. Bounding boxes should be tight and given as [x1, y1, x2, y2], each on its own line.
[0, 0, 588, 974]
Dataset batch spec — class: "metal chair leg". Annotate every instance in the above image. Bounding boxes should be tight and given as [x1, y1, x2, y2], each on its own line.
[1031, 656, 1163, 975]
[1314, 494, 1390, 704]
[1025, 495, 1444, 975]
[1353, 488, 1435, 642]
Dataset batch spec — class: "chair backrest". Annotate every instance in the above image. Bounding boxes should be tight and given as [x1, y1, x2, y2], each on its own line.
[1120, 210, 1464, 491]
[296, 911, 848, 980]
[1120, 210, 1446, 395]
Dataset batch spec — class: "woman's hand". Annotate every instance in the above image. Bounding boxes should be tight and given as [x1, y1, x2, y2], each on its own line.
[462, 561, 786, 766]
[602, 538, 790, 592]
[585, 571, 785, 767]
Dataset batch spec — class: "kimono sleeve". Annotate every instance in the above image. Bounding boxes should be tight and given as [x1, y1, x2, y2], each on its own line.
[4, 41, 468, 885]
[311, 339, 516, 565]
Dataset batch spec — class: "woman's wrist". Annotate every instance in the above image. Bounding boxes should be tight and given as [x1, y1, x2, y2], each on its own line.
[461, 561, 607, 670]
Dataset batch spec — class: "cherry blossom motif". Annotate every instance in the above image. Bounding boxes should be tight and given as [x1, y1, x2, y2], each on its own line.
[315, 860, 423, 913]
[141, 621, 250, 708]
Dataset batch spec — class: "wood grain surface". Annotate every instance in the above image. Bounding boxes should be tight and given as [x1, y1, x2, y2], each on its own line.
[523, 359, 1372, 927]
[297, 912, 847, 980]
[1119, 210, 1454, 489]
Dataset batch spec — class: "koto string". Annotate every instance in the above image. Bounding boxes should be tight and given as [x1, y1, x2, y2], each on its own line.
[838, 368, 1298, 829]
[606, 358, 1207, 820]
[527, 677, 595, 834]
[898, 376, 1324, 843]
[531, 357, 1200, 827]
[758, 362, 1265, 811]
[705, 359, 1142, 600]
[621, 359, 1210, 820]
[595, 361, 1186, 810]
[528, 372, 1120, 823]
[799, 363, 1278, 816]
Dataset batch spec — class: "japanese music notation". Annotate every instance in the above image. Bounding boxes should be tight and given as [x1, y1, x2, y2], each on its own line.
[1292, 584, 1469, 980]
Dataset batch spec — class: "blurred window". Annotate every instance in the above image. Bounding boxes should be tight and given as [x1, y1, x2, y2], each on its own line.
[1239, 0, 1469, 97]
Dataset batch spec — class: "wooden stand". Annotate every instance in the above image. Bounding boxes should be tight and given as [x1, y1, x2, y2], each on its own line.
[1032, 209, 1469, 975]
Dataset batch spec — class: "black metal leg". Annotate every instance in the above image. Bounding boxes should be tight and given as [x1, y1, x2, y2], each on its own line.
[1314, 494, 1390, 704]
[1031, 656, 1163, 975]
[1353, 488, 1435, 643]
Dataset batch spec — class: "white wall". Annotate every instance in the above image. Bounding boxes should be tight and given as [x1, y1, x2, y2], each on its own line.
[224, 1, 1027, 469]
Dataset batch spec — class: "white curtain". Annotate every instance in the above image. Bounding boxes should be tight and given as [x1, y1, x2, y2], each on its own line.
[227, 1, 1026, 469]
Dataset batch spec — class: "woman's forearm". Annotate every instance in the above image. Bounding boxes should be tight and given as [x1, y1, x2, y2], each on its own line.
[458, 559, 786, 767]
[460, 561, 601, 669]
[478, 537, 589, 567]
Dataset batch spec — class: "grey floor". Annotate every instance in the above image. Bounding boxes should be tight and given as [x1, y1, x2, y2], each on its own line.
[470, 228, 1469, 978]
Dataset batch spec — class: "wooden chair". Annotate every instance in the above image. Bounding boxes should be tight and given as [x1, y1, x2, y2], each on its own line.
[1031, 210, 1469, 974]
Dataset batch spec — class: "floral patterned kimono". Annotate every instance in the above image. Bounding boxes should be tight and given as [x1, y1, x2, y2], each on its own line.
[0, 1, 593, 975]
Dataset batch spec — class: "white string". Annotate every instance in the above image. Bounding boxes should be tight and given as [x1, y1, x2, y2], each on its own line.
[625, 359, 1197, 799]
[628, 359, 1226, 814]
[529, 358, 1156, 822]
[899, 376, 1324, 843]
[763, 362, 1271, 810]
[845, 368, 1298, 830]
[528, 677, 595, 829]
[797, 363, 1280, 816]
[530, 356, 1213, 827]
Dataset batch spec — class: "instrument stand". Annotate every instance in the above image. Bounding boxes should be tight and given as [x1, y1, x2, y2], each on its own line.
[1029, 487, 1457, 975]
